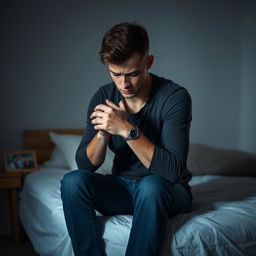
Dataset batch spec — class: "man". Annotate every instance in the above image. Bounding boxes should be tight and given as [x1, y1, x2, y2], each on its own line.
[61, 22, 192, 256]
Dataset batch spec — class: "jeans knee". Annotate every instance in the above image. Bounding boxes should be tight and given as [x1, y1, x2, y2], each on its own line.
[60, 169, 91, 197]
[135, 175, 173, 202]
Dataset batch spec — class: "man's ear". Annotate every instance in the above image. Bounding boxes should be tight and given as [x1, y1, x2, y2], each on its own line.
[147, 55, 154, 69]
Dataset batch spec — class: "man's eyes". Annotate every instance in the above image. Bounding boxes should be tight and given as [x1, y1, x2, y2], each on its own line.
[128, 72, 139, 77]
[112, 73, 121, 77]
[112, 72, 139, 77]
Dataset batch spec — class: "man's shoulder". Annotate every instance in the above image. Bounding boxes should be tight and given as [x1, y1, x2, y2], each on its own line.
[152, 74, 192, 118]
[152, 74, 190, 101]
[91, 82, 118, 103]
[97, 81, 116, 94]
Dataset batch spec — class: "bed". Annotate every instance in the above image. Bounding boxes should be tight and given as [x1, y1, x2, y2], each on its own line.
[19, 129, 256, 256]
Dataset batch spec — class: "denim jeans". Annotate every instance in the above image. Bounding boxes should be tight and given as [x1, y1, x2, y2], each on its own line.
[60, 169, 192, 256]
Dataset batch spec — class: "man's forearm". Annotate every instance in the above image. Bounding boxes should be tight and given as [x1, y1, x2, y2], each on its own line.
[117, 125, 154, 169]
[124, 129, 155, 169]
[86, 131, 111, 166]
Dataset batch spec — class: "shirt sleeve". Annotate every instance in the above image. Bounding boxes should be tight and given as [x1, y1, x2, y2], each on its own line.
[148, 88, 192, 184]
[75, 91, 102, 171]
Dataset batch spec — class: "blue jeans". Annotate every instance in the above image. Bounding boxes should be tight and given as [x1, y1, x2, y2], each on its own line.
[60, 170, 192, 256]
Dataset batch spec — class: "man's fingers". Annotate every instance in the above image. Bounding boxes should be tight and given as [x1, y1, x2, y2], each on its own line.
[91, 117, 103, 125]
[119, 100, 127, 111]
[94, 104, 112, 113]
[106, 99, 119, 110]
[93, 124, 104, 131]
[90, 111, 106, 119]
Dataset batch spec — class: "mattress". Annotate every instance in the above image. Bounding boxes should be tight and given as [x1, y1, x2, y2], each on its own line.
[19, 165, 256, 256]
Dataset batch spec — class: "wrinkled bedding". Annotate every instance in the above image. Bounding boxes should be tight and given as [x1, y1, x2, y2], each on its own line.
[19, 166, 256, 256]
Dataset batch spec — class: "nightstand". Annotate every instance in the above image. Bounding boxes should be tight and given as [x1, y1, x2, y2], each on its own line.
[0, 172, 22, 245]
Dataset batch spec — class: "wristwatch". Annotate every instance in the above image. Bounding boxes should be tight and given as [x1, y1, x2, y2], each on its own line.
[125, 127, 140, 141]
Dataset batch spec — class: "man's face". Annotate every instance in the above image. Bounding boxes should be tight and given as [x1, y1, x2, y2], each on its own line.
[108, 52, 153, 99]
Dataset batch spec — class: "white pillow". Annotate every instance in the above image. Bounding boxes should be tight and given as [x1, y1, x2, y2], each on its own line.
[49, 131, 114, 174]
[49, 132, 82, 170]
[44, 146, 68, 168]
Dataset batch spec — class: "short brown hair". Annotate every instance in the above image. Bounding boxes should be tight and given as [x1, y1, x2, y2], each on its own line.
[99, 22, 149, 64]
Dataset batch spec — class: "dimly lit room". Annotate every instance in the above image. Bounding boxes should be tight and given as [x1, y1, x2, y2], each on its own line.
[0, 0, 256, 255]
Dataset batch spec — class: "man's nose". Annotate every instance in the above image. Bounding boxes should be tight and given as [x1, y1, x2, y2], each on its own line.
[120, 75, 130, 85]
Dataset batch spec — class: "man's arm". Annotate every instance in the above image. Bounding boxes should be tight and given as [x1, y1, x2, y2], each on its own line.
[86, 131, 110, 166]
[75, 91, 111, 171]
[147, 89, 192, 183]
[123, 131, 155, 169]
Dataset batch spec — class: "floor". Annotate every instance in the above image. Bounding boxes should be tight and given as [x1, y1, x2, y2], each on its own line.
[0, 234, 39, 256]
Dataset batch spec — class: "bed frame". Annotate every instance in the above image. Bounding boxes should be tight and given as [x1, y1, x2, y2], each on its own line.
[23, 129, 84, 164]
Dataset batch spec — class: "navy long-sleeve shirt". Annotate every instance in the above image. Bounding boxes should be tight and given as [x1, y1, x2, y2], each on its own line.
[76, 73, 192, 190]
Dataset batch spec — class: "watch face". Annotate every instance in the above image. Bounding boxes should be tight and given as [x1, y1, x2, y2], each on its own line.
[125, 127, 139, 141]
[129, 128, 139, 139]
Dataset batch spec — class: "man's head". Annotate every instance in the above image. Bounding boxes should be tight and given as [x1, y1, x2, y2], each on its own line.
[99, 22, 149, 65]
[100, 22, 154, 100]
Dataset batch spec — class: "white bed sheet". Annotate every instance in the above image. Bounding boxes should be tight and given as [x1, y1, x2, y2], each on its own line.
[19, 166, 256, 256]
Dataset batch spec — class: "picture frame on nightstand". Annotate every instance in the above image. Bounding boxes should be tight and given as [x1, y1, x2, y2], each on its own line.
[3, 150, 38, 173]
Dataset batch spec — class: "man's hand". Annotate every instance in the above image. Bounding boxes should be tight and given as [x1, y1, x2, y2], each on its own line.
[90, 99, 155, 168]
[90, 99, 131, 137]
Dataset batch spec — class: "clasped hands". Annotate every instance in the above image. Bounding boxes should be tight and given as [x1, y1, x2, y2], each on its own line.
[90, 99, 131, 138]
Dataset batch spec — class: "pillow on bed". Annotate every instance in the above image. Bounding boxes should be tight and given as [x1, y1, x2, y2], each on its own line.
[49, 132, 81, 171]
[44, 146, 69, 168]
[187, 143, 256, 176]
[49, 131, 113, 174]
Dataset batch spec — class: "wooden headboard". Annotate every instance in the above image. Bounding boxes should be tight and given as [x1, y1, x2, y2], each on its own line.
[23, 129, 84, 164]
